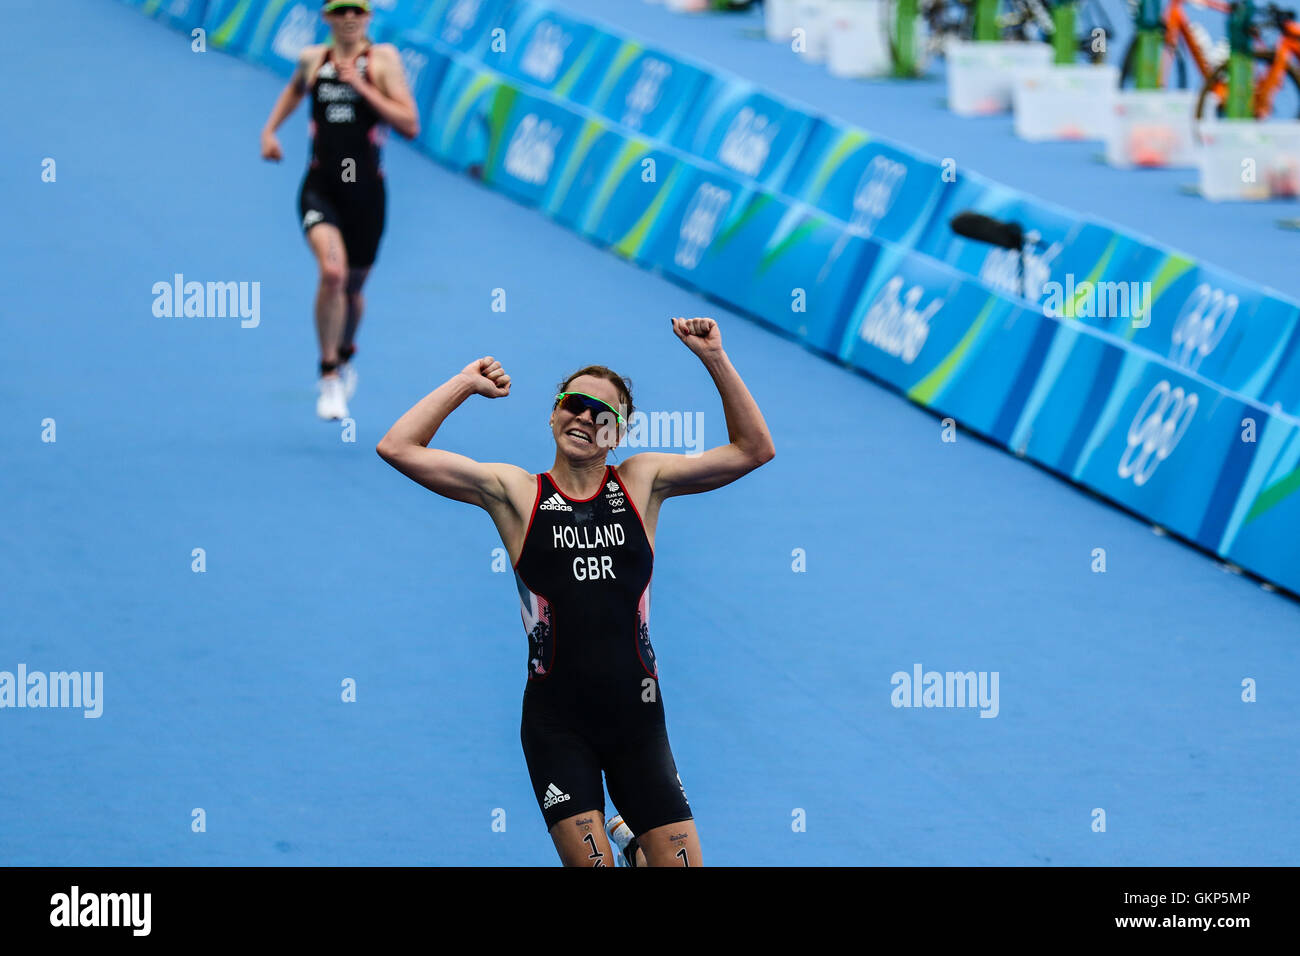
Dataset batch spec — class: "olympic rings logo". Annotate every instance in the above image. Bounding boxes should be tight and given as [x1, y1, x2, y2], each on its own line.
[850, 156, 907, 237]
[1117, 380, 1199, 487]
[1169, 283, 1238, 371]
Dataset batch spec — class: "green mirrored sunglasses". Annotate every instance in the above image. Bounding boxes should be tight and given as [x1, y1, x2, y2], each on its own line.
[554, 391, 626, 426]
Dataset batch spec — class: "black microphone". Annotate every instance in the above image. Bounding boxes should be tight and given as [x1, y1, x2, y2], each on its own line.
[949, 211, 1024, 250]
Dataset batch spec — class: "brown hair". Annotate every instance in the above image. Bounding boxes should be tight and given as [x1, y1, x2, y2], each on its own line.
[554, 365, 634, 421]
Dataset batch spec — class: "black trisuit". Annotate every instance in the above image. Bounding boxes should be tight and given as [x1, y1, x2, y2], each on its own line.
[514, 465, 692, 837]
[298, 46, 387, 268]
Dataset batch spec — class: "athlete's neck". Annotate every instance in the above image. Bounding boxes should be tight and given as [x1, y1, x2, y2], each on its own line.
[548, 458, 608, 498]
[331, 36, 369, 60]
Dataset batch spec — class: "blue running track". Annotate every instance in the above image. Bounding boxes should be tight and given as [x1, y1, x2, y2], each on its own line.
[1, 0, 1297, 865]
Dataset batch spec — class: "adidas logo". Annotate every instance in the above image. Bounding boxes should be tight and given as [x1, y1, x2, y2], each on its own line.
[302, 209, 324, 230]
[543, 782, 571, 809]
[539, 492, 572, 512]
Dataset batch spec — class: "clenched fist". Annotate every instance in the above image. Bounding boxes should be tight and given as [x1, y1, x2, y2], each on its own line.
[671, 316, 722, 358]
[461, 357, 511, 398]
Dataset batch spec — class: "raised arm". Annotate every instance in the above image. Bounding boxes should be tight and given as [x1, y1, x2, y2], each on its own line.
[623, 317, 775, 504]
[376, 357, 527, 510]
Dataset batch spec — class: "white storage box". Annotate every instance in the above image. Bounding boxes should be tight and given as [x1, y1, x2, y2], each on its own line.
[1196, 118, 1300, 200]
[765, 0, 801, 42]
[795, 0, 833, 63]
[1012, 63, 1119, 141]
[826, 0, 894, 77]
[1104, 90, 1199, 168]
[945, 39, 1053, 116]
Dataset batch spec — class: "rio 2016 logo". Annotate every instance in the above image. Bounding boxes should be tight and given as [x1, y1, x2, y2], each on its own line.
[850, 156, 907, 238]
[1117, 380, 1199, 487]
[503, 114, 563, 186]
[675, 182, 732, 270]
[622, 58, 671, 130]
[519, 21, 573, 85]
[716, 107, 779, 179]
[399, 47, 428, 90]
[442, 0, 484, 45]
[271, 4, 317, 61]
[858, 275, 942, 364]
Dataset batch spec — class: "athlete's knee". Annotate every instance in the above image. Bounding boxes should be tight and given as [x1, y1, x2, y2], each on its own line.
[318, 262, 347, 293]
[639, 821, 701, 867]
[346, 289, 364, 318]
[551, 811, 613, 868]
[345, 268, 368, 296]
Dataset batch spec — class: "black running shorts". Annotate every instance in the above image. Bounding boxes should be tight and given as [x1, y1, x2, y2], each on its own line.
[520, 689, 693, 837]
[297, 171, 387, 269]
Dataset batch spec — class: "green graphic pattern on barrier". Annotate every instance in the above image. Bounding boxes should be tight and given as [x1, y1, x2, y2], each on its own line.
[214, 0, 259, 48]
[908, 296, 1000, 405]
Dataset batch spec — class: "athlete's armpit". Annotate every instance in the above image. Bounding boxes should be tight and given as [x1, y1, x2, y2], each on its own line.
[292, 45, 325, 96]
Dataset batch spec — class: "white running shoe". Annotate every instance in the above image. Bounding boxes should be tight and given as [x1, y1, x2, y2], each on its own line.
[316, 374, 349, 421]
[338, 360, 358, 400]
[606, 814, 639, 868]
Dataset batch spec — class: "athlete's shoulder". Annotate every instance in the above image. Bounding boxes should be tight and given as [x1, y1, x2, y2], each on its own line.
[367, 43, 404, 68]
[296, 44, 329, 78]
[613, 453, 670, 497]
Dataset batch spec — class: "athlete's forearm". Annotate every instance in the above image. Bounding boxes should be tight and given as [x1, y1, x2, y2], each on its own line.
[699, 349, 775, 462]
[379, 373, 477, 450]
[355, 79, 419, 138]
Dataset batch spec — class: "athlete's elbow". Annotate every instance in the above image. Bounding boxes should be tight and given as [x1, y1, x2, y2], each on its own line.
[749, 440, 775, 467]
[375, 435, 404, 465]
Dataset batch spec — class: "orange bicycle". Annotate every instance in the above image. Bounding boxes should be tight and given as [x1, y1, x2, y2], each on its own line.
[1196, 3, 1300, 117]
[1120, 0, 1233, 91]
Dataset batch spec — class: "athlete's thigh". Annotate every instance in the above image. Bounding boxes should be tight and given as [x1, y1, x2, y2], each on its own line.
[637, 819, 702, 868]
[335, 180, 385, 269]
[520, 701, 608, 865]
[549, 810, 615, 868]
[602, 722, 693, 847]
[306, 222, 349, 276]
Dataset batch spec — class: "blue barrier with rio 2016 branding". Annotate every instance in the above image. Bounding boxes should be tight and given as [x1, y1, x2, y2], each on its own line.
[120, 0, 1300, 596]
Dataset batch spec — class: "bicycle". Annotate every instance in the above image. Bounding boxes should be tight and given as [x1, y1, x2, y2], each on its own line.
[1119, 0, 1233, 91]
[999, 0, 1116, 62]
[1195, 3, 1300, 117]
[917, 0, 976, 63]
[906, 0, 1113, 67]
